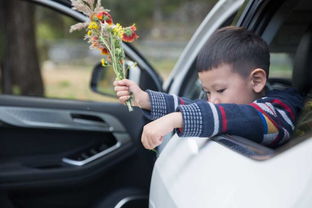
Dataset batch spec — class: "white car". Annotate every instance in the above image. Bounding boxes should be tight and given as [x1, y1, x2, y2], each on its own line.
[149, 0, 312, 207]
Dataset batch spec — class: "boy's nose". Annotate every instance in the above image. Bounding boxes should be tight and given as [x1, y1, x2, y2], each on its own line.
[210, 96, 221, 104]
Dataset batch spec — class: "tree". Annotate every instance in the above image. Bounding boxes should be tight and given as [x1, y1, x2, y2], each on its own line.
[0, 0, 44, 96]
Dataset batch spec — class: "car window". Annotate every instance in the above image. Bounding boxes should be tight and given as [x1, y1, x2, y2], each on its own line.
[128, 0, 218, 81]
[0, 2, 116, 102]
[178, 13, 239, 100]
[35, 5, 117, 102]
[1, 1, 219, 102]
[270, 53, 292, 79]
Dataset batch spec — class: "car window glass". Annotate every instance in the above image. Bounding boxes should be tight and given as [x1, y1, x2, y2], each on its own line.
[35, 5, 116, 101]
[269, 53, 293, 79]
[2, 1, 220, 101]
[123, 0, 218, 81]
[0, 3, 118, 102]
[178, 13, 238, 100]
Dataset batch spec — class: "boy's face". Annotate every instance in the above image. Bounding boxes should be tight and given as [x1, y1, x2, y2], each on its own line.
[198, 64, 258, 104]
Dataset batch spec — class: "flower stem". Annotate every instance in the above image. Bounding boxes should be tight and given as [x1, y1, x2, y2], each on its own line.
[150, 149, 158, 154]
[126, 100, 133, 112]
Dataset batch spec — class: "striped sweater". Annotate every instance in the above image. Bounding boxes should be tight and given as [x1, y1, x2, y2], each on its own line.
[143, 88, 303, 148]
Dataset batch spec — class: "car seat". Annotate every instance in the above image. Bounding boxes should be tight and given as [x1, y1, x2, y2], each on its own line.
[292, 27, 312, 136]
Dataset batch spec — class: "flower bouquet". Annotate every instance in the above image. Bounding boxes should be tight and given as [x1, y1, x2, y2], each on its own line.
[70, 0, 139, 111]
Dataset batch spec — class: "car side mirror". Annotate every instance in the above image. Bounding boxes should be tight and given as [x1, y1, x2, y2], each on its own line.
[90, 61, 141, 97]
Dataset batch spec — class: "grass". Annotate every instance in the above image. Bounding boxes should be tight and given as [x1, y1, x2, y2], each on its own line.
[41, 61, 293, 102]
[42, 63, 117, 102]
[149, 58, 176, 80]
[269, 65, 292, 78]
[41, 58, 177, 102]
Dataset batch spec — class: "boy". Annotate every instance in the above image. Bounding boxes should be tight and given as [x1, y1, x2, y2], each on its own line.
[114, 26, 303, 150]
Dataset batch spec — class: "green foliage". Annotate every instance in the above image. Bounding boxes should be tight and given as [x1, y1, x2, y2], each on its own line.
[58, 81, 70, 88]
[103, 0, 154, 29]
[35, 6, 85, 62]
[36, 6, 84, 40]
[12, 85, 21, 95]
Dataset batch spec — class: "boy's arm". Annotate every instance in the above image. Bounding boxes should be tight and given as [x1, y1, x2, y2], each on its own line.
[142, 90, 193, 120]
[177, 90, 303, 147]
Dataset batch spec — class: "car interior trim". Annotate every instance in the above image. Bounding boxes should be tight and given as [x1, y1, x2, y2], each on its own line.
[62, 142, 122, 166]
[114, 195, 147, 208]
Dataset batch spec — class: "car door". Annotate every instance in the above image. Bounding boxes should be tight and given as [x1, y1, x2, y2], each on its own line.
[0, 1, 162, 207]
[150, 0, 312, 207]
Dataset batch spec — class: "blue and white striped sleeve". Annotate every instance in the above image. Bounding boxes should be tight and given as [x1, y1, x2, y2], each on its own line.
[176, 90, 303, 148]
[141, 90, 193, 120]
[142, 90, 178, 120]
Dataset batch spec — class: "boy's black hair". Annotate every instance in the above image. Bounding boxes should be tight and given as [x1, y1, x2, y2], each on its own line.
[196, 26, 270, 77]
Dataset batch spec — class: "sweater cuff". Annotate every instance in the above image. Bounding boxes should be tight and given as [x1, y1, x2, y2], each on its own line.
[177, 103, 203, 137]
[144, 90, 167, 120]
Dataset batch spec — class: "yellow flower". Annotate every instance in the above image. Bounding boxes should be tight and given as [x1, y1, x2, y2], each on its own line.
[87, 30, 92, 36]
[101, 58, 106, 66]
[113, 23, 124, 38]
[88, 21, 98, 30]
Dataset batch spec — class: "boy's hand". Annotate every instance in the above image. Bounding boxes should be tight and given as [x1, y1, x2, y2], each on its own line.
[141, 112, 183, 150]
[113, 79, 151, 110]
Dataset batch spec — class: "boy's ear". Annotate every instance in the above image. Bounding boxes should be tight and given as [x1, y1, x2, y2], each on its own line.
[250, 68, 267, 93]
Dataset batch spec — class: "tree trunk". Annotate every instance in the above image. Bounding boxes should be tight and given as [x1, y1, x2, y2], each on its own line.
[1, 0, 44, 96]
[153, 0, 163, 23]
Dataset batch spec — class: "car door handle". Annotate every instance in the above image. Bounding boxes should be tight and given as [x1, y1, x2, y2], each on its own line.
[71, 113, 111, 128]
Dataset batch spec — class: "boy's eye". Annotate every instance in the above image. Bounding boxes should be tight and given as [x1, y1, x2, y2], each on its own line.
[202, 88, 209, 94]
[216, 89, 226, 93]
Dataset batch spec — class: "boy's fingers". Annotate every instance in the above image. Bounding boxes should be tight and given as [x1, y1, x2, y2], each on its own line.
[141, 131, 161, 150]
[115, 79, 133, 86]
[116, 91, 130, 97]
[113, 80, 118, 86]
[113, 80, 128, 86]
[118, 96, 131, 104]
[113, 80, 124, 86]
[147, 136, 155, 150]
[114, 86, 129, 92]
[141, 134, 148, 149]
[141, 131, 152, 149]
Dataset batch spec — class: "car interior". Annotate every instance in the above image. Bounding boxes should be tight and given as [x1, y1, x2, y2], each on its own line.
[276, 0, 312, 151]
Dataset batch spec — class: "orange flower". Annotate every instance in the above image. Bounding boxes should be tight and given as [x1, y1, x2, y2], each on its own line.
[90, 14, 97, 21]
[97, 11, 113, 25]
[100, 47, 109, 55]
[122, 25, 139, 42]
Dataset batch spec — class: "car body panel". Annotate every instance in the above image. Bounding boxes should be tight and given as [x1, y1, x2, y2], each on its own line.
[150, 134, 312, 208]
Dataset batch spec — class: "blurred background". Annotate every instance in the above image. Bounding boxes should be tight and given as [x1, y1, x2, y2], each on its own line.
[0, 0, 217, 101]
[0, 0, 291, 101]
